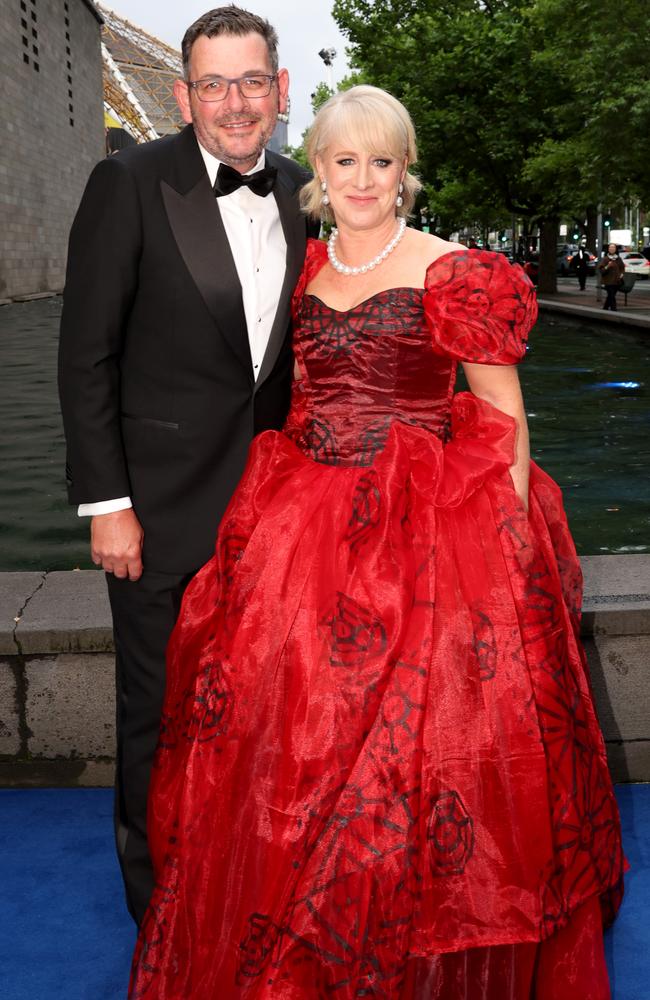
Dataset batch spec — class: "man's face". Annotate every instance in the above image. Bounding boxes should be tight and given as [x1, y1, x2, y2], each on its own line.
[174, 32, 289, 173]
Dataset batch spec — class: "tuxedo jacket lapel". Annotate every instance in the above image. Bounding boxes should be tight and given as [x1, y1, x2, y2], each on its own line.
[256, 154, 307, 388]
[161, 128, 252, 377]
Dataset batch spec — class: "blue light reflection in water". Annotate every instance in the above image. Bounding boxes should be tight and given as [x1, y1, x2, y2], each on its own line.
[590, 381, 642, 390]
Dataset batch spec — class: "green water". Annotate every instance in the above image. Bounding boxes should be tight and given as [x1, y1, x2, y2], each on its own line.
[0, 298, 648, 571]
[521, 316, 649, 555]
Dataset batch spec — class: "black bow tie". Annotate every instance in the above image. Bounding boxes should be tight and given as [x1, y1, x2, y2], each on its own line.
[213, 162, 277, 198]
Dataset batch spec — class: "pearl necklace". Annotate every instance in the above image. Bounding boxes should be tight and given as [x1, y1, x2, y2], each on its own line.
[328, 217, 407, 276]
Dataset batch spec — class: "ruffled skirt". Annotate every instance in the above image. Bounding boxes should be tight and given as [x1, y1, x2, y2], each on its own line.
[130, 393, 624, 999]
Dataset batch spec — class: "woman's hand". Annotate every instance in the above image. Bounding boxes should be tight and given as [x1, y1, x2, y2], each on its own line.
[461, 362, 530, 511]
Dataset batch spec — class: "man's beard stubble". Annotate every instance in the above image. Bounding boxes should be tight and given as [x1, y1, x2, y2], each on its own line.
[191, 108, 278, 170]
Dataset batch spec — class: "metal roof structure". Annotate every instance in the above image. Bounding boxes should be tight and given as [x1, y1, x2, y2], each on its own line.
[98, 4, 183, 141]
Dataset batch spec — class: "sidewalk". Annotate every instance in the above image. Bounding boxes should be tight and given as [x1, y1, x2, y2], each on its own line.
[536, 277, 650, 329]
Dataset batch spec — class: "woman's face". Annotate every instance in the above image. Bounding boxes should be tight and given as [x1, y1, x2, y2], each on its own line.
[316, 141, 405, 232]
[608, 244, 617, 254]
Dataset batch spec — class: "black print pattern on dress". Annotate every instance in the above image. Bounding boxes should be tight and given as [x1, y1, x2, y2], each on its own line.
[428, 791, 475, 876]
[303, 418, 340, 465]
[320, 592, 388, 668]
[345, 471, 381, 549]
[218, 534, 248, 588]
[130, 858, 179, 999]
[356, 420, 391, 467]
[237, 913, 281, 984]
[266, 777, 424, 996]
[180, 658, 233, 744]
[470, 605, 498, 681]
[303, 290, 425, 360]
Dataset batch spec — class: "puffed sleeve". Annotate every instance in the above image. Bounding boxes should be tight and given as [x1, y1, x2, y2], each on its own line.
[422, 249, 538, 364]
[291, 237, 328, 320]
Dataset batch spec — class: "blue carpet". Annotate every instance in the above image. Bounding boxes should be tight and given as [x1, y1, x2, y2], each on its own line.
[0, 785, 647, 999]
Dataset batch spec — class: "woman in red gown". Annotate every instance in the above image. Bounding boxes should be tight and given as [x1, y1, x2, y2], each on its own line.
[130, 86, 624, 999]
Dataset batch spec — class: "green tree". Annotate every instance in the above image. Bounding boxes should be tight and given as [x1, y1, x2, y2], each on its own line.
[284, 72, 368, 168]
[333, 0, 650, 291]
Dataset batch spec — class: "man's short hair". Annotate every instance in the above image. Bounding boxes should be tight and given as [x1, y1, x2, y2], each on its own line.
[182, 6, 280, 78]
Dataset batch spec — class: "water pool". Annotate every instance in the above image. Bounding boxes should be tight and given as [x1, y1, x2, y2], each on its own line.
[0, 298, 647, 571]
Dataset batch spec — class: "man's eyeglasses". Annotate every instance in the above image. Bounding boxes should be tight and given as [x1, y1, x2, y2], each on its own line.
[187, 74, 276, 102]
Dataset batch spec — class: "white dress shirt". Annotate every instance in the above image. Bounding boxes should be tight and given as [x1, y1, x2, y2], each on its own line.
[79, 142, 287, 517]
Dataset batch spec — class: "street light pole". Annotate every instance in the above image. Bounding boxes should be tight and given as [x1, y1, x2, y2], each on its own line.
[318, 47, 336, 92]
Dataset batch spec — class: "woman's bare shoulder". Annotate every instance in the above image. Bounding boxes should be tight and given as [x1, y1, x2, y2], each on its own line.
[402, 230, 466, 284]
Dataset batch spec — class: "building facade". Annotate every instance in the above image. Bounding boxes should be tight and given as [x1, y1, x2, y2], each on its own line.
[0, 0, 104, 301]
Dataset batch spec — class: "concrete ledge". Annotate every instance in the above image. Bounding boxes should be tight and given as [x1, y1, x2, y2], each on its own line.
[0, 556, 648, 785]
[581, 555, 650, 636]
[8, 290, 63, 303]
[15, 570, 113, 655]
[537, 297, 650, 330]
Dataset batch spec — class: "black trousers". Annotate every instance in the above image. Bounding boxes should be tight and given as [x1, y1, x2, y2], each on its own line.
[106, 566, 196, 925]
[576, 269, 587, 290]
[603, 285, 618, 310]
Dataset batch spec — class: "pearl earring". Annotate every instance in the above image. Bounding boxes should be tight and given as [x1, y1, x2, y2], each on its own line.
[396, 182, 404, 209]
[321, 179, 330, 207]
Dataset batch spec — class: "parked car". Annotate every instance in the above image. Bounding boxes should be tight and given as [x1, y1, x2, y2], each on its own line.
[556, 244, 596, 276]
[492, 248, 516, 263]
[619, 251, 650, 279]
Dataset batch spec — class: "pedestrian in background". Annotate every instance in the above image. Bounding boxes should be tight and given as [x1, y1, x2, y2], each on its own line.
[598, 243, 625, 310]
[574, 237, 591, 290]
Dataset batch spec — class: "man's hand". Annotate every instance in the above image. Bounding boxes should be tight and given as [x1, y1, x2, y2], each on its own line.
[91, 508, 144, 581]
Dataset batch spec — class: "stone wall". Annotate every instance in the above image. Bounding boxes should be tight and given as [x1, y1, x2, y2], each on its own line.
[0, 556, 648, 786]
[0, 0, 104, 301]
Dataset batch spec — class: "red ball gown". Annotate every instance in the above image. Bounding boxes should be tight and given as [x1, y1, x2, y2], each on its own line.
[130, 244, 624, 999]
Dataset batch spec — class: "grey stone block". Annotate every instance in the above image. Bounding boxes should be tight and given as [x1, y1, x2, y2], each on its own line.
[0, 659, 19, 755]
[17, 570, 113, 654]
[0, 572, 46, 654]
[581, 554, 650, 636]
[26, 653, 115, 758]
[605, 741, 650, 784]
[585, 635, 650, 742]
[0, 758, 114, 788]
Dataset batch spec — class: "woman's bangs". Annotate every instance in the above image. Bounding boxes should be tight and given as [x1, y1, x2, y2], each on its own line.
[324, 100, 405, 160]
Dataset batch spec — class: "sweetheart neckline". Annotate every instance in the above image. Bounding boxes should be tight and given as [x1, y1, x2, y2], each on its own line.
[304, 286, 425, 315]
[301, 245, 485, 315]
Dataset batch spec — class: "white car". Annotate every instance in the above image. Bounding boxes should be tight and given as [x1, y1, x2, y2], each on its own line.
[620, 252, 650, 279]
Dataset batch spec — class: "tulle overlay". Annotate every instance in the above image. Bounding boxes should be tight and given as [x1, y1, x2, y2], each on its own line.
[130, 246, 623, 999]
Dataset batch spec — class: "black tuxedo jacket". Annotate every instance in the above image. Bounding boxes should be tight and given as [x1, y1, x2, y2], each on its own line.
[59, 125, 314, 573]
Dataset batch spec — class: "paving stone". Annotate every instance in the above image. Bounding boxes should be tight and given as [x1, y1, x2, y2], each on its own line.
[26, 653, 115, 758]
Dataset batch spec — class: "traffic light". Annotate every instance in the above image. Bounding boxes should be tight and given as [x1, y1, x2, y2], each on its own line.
[603, 216, 611, 228]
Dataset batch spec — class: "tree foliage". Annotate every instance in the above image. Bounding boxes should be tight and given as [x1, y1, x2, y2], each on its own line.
[332, 0, 650, 289]
[284, 73, 368, 168]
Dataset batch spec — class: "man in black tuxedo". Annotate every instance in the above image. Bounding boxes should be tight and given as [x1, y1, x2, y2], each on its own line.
[59, 6, 315, 925]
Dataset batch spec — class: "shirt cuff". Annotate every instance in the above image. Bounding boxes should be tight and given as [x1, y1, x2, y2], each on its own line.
[78, 497, 133, 517]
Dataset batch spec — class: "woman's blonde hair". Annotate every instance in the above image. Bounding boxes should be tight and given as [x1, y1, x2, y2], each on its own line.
[300, 85, 422, 224]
